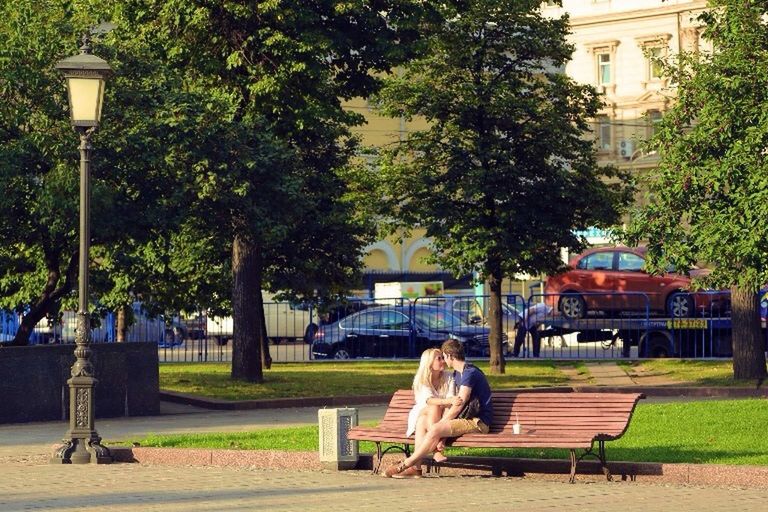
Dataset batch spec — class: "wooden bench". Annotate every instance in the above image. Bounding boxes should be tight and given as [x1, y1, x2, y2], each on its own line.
[348, 389, 644, 483]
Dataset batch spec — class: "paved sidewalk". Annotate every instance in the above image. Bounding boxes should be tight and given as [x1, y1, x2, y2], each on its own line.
[0, 402, 388, 461]
[583, 362, 637, 386]
[2, 462, 768, 511]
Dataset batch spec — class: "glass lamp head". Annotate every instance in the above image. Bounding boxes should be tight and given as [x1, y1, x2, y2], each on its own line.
[55, 41, 111, 127]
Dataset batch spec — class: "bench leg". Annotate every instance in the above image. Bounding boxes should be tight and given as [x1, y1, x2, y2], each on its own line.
[568, 450, 577, 484]
[372, 442, 383, 474]
[572, 441, 613, 483]
[598, 441, 613, 482]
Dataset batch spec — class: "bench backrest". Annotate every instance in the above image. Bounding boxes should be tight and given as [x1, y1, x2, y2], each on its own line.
[383, 389, 643, 440]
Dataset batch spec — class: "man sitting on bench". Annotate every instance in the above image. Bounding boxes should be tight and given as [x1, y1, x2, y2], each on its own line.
[383, 338, 494, 478]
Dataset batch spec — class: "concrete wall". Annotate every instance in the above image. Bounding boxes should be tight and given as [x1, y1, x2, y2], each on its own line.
[0, 342, 159, 424]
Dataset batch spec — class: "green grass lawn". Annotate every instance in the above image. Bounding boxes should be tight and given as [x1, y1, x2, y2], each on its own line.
[159, 361, 568, 401]
[134, 398, 768, 465]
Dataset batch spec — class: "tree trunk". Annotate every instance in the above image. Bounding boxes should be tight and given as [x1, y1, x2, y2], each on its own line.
[11, 305, 48, 346]
[10, 254, 77, 346]
[730, 285, 767, 382]
[231, 233, 263, 383]
[487, 269, 505, 375]
[116, 305, 129, 342]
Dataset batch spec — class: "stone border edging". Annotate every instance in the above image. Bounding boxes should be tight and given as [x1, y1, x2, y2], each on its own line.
[574, 386, 768, 397]
[161, 385, 767, 410]
[159, 390, 393, 410]
[110, 447, 768, 488]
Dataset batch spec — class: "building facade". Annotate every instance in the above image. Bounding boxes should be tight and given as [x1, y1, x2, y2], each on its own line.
[545, 0, 707, 186]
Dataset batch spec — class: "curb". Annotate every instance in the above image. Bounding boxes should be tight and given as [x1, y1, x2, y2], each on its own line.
[574, 386, 768, 397]
[110, 447, 768, 488]
[159, 391, 392, 410]
[160, 385, 767, 410]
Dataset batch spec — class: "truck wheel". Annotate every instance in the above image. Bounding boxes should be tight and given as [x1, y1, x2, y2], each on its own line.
[667, 292, 694, 318]
[640, 333, 671, 358]
[559, 293, 586, 319]
[215, 336, 229, 346]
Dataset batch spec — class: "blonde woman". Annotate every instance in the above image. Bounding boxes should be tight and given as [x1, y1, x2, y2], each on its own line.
[400, 348, 463, 478]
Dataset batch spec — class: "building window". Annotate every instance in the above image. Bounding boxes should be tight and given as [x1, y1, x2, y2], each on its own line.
[585, 40, 619, 94]
[597, 115, 612, 152]
[635, 34, 671, 87]
[597, 53, 611, 86]
[647, 110, 663, 139]
[647, 47, 664, 80]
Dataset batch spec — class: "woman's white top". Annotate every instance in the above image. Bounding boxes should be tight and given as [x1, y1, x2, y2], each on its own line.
[406, 371, 457, 436]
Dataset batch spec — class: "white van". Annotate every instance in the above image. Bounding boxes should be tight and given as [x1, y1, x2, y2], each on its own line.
[206, 292, 318, 345]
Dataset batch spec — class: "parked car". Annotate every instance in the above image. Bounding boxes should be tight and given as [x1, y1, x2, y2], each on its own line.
[318, 297, 377, 326]
[544, 246, 721, 319]
[417, 295, 485, 325]
[311, 304, 504, 359]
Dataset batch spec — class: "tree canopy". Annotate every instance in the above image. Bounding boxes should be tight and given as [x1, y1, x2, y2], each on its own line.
[373, 0, 633, 373]
[108, 0, 431, 380]
[625, 0, 768, 380]
[0, 1, 207, 343]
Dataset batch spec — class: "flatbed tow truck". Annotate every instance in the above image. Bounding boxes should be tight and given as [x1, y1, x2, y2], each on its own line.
[539, 315, 757, 358]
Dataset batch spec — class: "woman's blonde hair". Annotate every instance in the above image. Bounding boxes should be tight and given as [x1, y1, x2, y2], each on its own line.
[412, 348, 450, 395]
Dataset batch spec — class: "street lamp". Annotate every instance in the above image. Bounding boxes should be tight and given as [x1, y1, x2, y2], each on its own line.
[50, 35, 112, 465]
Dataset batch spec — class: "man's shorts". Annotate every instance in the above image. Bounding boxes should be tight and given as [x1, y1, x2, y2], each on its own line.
[448, 417, 490, 437]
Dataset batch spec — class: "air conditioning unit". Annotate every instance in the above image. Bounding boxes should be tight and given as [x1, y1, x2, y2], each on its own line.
[619, 139, 634, 159]
[318, 408, 359, 470]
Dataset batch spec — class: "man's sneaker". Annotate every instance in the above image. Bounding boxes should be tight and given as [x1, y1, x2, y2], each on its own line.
[392, 466, 422, 479]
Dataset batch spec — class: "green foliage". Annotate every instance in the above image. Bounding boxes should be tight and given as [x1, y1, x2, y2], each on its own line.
[373, 0, 633, 281]
[111, 0, 432, 304]
[0, 1, 239, 329]
[0, 1, 426, 343]
[625, 0, 768, 293]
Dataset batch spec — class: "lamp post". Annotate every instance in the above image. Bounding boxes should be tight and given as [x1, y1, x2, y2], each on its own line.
[50, 35, 112, 465]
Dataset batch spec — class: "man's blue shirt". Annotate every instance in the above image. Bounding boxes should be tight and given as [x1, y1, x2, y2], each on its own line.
[458, 363, 493, 427]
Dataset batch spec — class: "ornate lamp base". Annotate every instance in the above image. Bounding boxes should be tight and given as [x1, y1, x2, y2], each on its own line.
[51, 437, 112, 464]
[50, 373, 112, 464]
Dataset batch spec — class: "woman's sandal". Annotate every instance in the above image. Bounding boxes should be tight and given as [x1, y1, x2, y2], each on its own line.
[433, 451, 448, 463]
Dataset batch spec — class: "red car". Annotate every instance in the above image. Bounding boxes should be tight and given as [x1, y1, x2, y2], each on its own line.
[544, 246, 716, 318]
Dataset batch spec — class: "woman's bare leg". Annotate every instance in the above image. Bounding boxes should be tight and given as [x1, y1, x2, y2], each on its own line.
[424, 404, 448, 462]
[412, 412, 431, 470]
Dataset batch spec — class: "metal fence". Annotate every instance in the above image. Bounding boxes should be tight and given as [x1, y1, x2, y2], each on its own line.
[7, 290, 766, 362]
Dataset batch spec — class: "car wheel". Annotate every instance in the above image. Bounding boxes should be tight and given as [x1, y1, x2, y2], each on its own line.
[559, 293, 586, 319]
[667, 292, 694, 318]
[332, 347, 351, 360]
[304, 323, 318, 344]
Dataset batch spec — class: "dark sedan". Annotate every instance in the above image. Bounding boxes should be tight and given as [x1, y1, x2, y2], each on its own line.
[311, 304, 505, 359]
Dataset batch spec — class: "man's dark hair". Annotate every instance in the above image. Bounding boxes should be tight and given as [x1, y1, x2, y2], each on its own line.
[441, 339, 465, 361]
